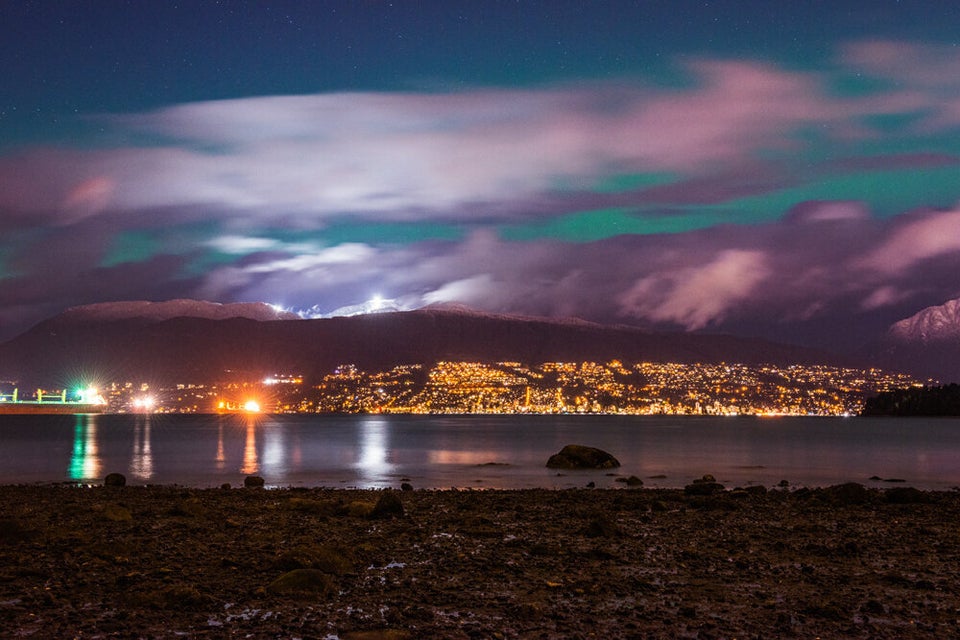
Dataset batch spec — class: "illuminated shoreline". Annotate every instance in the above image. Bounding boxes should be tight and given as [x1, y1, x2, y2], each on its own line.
[91, 360, 924, 416]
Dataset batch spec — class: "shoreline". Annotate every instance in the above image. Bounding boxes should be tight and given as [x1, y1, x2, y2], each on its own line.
[6, 464, 959, 492]
[2, 484, 958, 638]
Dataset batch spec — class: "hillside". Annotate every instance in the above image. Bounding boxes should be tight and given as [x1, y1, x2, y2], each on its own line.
[0, 302, 843, 387]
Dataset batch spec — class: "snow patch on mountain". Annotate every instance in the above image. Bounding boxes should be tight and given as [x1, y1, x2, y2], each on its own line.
[888, 298, 960, 343]
[59, 299, 301, 323]
[304, 296, 411, 318]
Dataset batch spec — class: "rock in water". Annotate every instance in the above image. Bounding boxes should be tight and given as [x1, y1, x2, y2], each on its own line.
[104, 472, 126, 487]
[684, 474, 725, 495]
[546, 445, 621, 470]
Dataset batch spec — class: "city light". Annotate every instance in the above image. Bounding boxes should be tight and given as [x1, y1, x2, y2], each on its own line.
[75, 387, 106, 405]
[132, 395, 156, 411]
[95, 361, 925, 415]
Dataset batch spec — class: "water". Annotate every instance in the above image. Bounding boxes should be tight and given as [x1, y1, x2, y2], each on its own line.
[0, 413, 958, 490]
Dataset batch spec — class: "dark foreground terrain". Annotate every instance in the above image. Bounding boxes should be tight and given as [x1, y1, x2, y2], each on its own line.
[1, 483, 958, 638]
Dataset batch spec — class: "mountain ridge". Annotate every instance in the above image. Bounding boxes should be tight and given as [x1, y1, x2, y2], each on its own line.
[53, 299, 300, 324]
[887, 298, 960, 344]
[858, 297, 960, 383]
[0, 300, 843, 387]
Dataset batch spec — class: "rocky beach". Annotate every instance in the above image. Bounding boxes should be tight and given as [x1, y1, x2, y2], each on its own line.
[1, 481, 959, 639]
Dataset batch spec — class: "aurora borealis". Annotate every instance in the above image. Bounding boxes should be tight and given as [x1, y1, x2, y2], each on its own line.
[2, 1, 960, 351]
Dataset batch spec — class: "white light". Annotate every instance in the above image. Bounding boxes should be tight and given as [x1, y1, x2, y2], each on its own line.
[77, 387, 106, 405]
[371, 294, 384, 310]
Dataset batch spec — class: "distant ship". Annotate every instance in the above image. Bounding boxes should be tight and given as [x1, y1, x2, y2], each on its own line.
[0, 388, 106, 415]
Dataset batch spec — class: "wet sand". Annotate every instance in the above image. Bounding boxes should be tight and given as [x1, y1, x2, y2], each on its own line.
[1, 482, 958, 638]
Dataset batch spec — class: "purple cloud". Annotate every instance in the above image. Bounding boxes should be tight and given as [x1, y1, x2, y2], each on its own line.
[0, 59, 892, 226]
[857, 208, 960, 275]
[618, 250, 771, 330]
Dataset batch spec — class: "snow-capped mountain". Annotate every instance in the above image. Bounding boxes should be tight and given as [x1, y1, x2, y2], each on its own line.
[888, 298, 960, 343]
[857, 297, 960, 382]
[56, 299, 301, 323]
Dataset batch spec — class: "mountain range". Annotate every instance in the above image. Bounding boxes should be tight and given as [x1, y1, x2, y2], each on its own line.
[0, 300, 840, 388]
[2, 297, 958, 387]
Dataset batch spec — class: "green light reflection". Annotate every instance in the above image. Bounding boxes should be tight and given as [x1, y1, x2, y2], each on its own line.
[68, 414, 101, 481]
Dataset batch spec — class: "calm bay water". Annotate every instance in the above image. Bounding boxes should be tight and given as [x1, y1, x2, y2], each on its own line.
[0, 413, 958, 490]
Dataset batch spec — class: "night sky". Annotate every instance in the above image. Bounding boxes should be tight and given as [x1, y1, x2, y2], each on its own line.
[3, 1, 960, 352]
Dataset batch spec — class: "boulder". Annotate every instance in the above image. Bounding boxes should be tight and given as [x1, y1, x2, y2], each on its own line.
[546, 445, 621, 470]
[684, 474, 725, 496]
[104, 472, 126, 487]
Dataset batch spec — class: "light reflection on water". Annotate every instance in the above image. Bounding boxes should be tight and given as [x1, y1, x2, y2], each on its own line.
[241, 417, 259, 475]
[2, 414, 957, 490]
[68, 414, 100, 481]
[216, 419, 226, 471]
[357, 416, 394, 478]
[428, 449, 504, 465]
[130, 415, 153, 480]
[262, 424, 285, 474]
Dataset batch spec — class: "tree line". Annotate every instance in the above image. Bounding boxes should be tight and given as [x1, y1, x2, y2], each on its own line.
[861, 384, 960, 416]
